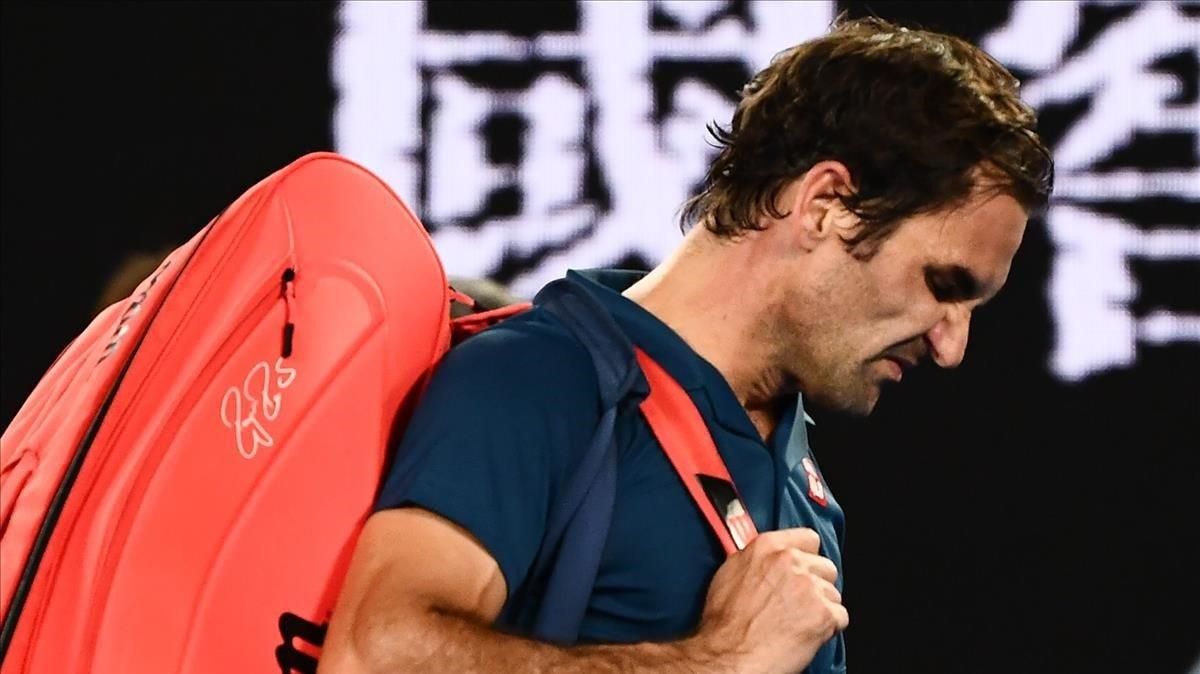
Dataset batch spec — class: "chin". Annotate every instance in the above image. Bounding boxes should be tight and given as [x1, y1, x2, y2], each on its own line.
[845, 380, 886, 417]
[811, 386, 879, 417]
[847, 396, 879, 417]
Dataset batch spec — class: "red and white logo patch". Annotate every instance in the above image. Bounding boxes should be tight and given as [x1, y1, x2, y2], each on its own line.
[724, 499, 757, 551]
[801, 457, 828, 507]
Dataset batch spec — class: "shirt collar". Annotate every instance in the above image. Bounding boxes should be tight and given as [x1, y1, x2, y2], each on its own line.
[564, 269, 707, 392]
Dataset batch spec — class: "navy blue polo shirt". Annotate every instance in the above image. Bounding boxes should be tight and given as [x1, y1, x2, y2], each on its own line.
[376, 269, 847, 672]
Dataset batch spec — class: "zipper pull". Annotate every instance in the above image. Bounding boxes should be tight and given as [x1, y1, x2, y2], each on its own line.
[281, 268, 296, 358]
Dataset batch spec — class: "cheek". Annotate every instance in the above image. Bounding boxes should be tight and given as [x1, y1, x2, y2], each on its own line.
[806, 250, 927, 339]
[859, 264, 920, 320]
[857, 268, 944, 350]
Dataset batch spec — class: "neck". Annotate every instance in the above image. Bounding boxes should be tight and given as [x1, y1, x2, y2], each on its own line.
[623, 227, 794, 428]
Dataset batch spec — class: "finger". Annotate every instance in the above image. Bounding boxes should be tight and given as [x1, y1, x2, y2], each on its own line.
[788, 549, 838, 584]
[828, 601, 850, 631]
[796, 572, 842, 605]
[763, 527, 821, 554]
[817, 578, 842, 605]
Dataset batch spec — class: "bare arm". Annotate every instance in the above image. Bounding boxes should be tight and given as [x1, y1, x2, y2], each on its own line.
[316, 508, 723, 674]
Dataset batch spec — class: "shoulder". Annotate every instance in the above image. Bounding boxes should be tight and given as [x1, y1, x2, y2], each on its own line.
[429, 307, 604, 412]
[376, 308, 606, 596]
[379, 307, 604, 506]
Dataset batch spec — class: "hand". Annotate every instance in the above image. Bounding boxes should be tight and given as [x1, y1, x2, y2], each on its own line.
[684, 527, 848, 674]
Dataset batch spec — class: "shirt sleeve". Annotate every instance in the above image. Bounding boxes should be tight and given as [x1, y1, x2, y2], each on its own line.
[374, 317, 600, 599]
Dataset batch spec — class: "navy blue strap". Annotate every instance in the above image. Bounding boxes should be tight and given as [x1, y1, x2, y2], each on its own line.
[538, 279, 641, 408]
[515, 278, 640, 644]
[528, 406, 618, 643]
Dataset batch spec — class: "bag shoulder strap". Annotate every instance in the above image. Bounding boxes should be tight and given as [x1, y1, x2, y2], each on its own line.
[511, 279, 639, 644]
[635, 349, 758, 556]
[509, 277, 754, 642]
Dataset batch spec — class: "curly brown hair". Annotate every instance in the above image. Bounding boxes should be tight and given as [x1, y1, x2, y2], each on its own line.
[680, 15, 1054, 258]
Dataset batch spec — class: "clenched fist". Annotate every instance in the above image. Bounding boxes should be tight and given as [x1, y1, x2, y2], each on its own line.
[682, 527, 848, 674]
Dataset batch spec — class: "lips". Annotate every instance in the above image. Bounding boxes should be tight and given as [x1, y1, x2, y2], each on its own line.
[881, 356, 909, 381]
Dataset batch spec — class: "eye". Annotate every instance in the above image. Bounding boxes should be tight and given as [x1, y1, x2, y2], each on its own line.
[925, 269, 959, 302]
[926, 271, 954, 301]
[925, 266, 981, 303]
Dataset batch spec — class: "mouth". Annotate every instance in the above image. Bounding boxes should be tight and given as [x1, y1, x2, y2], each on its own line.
[880, 356, 912, 382]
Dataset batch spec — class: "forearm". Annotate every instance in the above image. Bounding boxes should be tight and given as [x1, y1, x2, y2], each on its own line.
[348, 607, 722, 674]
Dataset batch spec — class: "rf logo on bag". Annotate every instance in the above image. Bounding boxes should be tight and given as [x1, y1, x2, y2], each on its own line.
[221, 357, 298, 459]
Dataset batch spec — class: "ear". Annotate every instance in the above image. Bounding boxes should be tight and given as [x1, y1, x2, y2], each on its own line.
[782, 160, 857, 250]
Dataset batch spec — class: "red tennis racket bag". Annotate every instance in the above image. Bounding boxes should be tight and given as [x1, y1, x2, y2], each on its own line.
[0, 152, 453, 673]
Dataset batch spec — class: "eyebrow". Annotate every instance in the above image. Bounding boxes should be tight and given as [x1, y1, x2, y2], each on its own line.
[924, 264, 987, 303]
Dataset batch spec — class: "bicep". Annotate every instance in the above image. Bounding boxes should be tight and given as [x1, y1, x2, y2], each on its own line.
[318, 508, 507, 671]
[353, 508, 507, 620]
[374, 325, 599, 596]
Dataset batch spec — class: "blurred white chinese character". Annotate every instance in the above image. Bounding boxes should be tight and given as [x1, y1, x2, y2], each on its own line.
[332, 0, 834, 297]
[985, 1, 1200, 381]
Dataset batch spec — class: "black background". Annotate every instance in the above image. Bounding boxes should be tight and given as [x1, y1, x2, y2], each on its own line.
[2, 2, 1198, 673]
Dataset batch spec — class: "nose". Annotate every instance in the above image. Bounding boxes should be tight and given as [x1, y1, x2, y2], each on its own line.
[926, 305, 971, 368]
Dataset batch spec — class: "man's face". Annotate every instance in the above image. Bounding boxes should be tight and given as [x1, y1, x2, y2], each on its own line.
[782, 187, 1029, 416]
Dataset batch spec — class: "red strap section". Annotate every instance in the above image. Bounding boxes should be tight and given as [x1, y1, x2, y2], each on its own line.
[635, 348, 757, 556]
[449, 302, 533, 344]
[448, 287, 476, 308]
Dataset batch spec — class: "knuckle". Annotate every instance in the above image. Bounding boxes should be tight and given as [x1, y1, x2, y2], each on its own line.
[745, 534, 769, 555]
[764, 532, 789, 553]
[790, 570, 816, 592]
[823, 604, 837, 624]
[824, 605, 842, 628]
